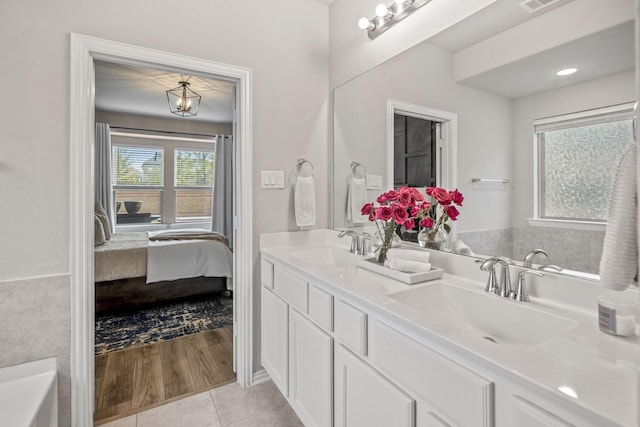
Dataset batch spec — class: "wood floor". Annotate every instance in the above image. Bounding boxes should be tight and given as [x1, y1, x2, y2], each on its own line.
[94, 326, 235, 425]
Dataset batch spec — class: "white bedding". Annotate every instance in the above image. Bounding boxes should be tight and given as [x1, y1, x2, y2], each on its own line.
[146, 229, 233, 284]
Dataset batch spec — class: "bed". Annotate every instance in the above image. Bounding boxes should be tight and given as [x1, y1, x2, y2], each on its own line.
[94, 230, 233, 313]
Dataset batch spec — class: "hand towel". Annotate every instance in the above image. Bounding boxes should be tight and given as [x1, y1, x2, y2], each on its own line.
[388, 258, 431, 273]
[599, 143, 637, 290]
[387, 248, 430, 263]
[347, 177, 369, 223]
[453, 239, 474, 256]
[294, 175, 316, 227]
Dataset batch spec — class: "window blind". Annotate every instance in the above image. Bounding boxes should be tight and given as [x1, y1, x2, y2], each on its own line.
[174, 149, 215, 187]
[112, 145, 164, 186]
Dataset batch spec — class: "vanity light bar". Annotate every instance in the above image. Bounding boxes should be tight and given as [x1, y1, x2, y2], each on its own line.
[359, 0, 432, 40]
[358, 0, 431, 40]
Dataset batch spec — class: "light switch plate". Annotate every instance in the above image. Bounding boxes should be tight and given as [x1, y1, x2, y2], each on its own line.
[366, 174, 383, 190]
[261, 171, 285, 189]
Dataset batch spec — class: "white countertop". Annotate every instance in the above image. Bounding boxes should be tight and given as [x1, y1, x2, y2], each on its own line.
[260, 229, 640, 427]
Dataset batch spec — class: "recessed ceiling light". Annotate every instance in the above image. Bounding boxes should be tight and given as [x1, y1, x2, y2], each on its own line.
[556, 68, 577, 76]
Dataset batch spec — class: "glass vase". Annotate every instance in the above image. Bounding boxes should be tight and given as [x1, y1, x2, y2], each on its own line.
[373, 221, 401, 264]
[418, 227, 447, 250]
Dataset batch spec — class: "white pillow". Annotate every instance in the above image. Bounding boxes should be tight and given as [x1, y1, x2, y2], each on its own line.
[95, 201, 111, 240]
[94, 214, 106, 246]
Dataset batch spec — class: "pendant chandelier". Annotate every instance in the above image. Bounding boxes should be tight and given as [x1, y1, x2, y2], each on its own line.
[166, 81, 201, 117]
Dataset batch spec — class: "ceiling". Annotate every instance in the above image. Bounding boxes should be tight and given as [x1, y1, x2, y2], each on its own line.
[95, 61, 235, 123]
[458, 21, 635, 99]
[428, 0, 635, 99]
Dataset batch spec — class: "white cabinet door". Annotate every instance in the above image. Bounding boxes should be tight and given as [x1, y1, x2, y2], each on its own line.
[289, 309, 333, 427]
[335, 344, 415, 427]
[261, 287, 289, 396]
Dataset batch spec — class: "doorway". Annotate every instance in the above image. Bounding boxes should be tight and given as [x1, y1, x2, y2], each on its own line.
[386, 99, 458, 241]
[70, 34, 254, 427]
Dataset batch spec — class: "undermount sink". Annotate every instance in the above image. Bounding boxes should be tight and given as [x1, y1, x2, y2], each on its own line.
[288, 245, 356, 268]
[386, 282, 579, 346]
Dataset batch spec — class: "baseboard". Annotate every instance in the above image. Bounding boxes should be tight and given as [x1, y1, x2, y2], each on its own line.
[251, 368, 270, 385]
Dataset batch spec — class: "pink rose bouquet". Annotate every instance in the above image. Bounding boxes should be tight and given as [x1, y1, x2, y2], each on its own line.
[418, 187, 464, 248]
[361, 187, 430, 264]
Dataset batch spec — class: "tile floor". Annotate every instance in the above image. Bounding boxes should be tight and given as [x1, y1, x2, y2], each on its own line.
[98, 380, 303, 427]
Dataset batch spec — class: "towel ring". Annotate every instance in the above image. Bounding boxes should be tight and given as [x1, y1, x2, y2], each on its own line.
[295, 158, 314, 177]
[350, 161, 367, 179]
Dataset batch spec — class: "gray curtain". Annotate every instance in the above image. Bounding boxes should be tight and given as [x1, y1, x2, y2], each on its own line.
[212, 135, 234, 249]
[95, 122, 114, 233]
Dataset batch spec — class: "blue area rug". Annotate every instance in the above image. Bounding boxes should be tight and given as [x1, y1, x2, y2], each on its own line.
[95, 293, 233, 355]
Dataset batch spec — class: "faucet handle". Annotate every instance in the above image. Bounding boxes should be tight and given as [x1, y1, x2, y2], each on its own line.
[512, 271, 544, 302]
[538, 264, 563, 272]
[476, 258, 499, 293]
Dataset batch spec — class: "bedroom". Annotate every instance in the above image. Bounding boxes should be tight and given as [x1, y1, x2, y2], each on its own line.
[92, 60, 237, 423]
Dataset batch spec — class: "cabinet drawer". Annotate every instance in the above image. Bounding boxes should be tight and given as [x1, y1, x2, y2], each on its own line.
[274, 267, 308, 313]
[261, 259, 274, 288]
[369, 320, 493, 427]
[308, 285, 333, 332]
[335, 300, 367, 356]
[511, 396, 573, 427]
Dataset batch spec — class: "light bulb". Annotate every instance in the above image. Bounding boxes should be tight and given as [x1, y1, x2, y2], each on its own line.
[176, 98, 182, 107]
[358, 17, 372, 29]
[375, 3, 390, 17]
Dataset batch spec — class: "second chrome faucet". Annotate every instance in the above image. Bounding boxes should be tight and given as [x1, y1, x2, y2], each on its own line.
[478, 256, 544, 301]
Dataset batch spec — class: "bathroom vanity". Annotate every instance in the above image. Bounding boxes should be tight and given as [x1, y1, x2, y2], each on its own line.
[260, 230, 639, 427]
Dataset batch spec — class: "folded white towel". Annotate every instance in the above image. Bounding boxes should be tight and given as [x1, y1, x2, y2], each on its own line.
[294, 175, 316, 227]
[453, 239, 474, 256]
[388, 248, 430, 263]
[599, 144, 637, 290]
[347, 177, 369, 223]
[388, 258, 431, 273]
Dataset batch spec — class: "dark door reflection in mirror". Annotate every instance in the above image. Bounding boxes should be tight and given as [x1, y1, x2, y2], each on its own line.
[394, 114, 437, 188]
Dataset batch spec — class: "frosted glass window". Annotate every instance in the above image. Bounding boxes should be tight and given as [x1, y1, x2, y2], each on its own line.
[537, 113, 633, 222]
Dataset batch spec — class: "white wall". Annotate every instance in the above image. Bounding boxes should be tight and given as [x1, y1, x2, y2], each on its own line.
[0, 0, 329, 423]
[0, 0, 329, 281]
[334, 40, 512, 232]
[511, 71, 636, 227]
[329, 0, 499, 88]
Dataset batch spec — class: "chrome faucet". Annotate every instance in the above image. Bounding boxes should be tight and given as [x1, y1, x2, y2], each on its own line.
[523, 248, 548, 268]
[494, 257, 515, 298]
[338, 230, 372, 256]
[513, 271, 544, 302]
[338, 230, 358, 254]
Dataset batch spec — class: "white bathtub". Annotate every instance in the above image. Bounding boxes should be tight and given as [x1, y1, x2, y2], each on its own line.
[0, 358, 58, 427]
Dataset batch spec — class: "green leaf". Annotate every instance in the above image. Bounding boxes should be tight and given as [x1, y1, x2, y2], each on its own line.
[443, 223, 451, 233]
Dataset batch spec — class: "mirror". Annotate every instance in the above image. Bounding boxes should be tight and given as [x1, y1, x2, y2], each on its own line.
[333, 1, 636, 280]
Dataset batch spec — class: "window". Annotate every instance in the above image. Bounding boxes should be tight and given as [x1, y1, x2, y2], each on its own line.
[111, 133, 216, 227]
[113, 145, 164, 224]
[175, 149, 215, 222]
[534, 103, 635, 225]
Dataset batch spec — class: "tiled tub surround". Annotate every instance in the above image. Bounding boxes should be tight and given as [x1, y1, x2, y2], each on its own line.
[260, 229, 639, 427]
[0, 275, 71, 427]
[457, 225, 604, 274]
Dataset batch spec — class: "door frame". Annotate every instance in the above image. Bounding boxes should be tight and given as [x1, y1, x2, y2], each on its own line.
[386, 99, 458, 239]
[69, 33, 254, 427]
